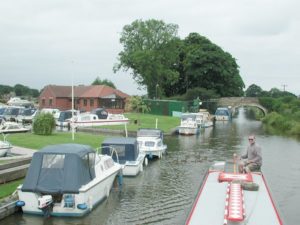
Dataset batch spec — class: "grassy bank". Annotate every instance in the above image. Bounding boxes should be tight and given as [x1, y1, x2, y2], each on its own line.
[101, 113, 180, 133]
[0, 179, 23, 199]
[7, 132, 107, 150]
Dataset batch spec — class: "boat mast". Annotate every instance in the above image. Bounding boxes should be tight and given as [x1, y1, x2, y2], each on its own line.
[71, 79, 75, 141]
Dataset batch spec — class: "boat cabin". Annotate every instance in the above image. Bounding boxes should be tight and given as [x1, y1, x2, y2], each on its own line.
[21, 144, 96, 194]
[101, 137, 139, 164]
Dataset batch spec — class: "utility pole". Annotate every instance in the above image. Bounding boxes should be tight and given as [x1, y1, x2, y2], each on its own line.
[282, 84, 287, 92]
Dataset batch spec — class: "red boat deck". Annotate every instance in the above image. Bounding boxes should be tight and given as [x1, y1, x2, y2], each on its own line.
[186, 170, 283, 225]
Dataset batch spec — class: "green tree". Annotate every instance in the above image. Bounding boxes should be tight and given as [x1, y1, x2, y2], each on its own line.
[181, 33, 244, 97]
[126, 96, 149, 113]
[245, 84, 263, 97]
[33, 113, 56, 135]
[114, 19, 180, 98]
[14, 84, 31, 96]
[92, 77, 116, 88]
[0, 85, 13, 96]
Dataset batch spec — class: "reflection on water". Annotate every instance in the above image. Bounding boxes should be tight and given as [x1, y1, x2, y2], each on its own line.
[2, 109, 300, 225]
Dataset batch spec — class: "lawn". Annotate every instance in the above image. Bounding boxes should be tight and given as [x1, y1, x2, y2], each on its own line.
[7, 132, 107, 150]
[6, 113, 180, 150]
[0, 179, 23, 199]
[101, 113, 180, 133]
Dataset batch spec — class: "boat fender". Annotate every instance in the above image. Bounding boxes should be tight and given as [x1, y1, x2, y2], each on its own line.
[144, 157, 148, 166]
[16, 200, 25, 207]
[118, 172, 123, 187]
[77, 203, 88, 210]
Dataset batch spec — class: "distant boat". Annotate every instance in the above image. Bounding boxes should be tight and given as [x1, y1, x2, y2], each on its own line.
[0, 122, 30, 134]
[137, 128, 167, 159]
[101, 137, 146, 176]
[178, 113, 199, 135]
[16, 144, 122, 217]
[0, 135, 12, 157]
[185, 161, 283, 225]
[7, 97, 33, 108]
[71, 112, 129, 128]
[215, 107, 232, 121]
[192, 109, 214, 128]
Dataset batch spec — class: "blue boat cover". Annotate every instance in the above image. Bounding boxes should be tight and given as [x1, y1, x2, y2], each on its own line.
[21, 144, 96, 194]
[101, 137, 139, 164]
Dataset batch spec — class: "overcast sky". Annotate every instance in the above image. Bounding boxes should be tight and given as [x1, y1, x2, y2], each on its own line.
[1, 0, 299, 95]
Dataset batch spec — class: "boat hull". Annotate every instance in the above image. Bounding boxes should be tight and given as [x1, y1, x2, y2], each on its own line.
[178, 127, 199, 135]
[122, 154, 145, 176]
[186, 170, 283, 225]
[17, 169, 120, 217]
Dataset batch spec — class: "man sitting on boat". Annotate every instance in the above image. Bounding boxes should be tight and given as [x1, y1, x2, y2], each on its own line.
[239, 135, 262, 173]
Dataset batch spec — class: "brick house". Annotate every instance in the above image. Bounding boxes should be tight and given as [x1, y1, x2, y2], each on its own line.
[39, 85, 130, 113]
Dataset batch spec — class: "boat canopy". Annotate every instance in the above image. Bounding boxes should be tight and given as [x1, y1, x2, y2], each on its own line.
[137, 129, 163, 138]
[215, 108, 230, 116]
[21, 144, 96, 194]
[101, 137, 139, 164]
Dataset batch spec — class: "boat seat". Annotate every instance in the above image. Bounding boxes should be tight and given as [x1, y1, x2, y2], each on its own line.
[218, 172, 253, 183]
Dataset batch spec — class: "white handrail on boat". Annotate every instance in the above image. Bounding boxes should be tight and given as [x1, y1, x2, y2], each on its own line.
[96, 146, 120, 164]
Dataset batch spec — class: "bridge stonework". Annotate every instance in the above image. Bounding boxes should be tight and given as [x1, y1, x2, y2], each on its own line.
[217, 97, 267, 115]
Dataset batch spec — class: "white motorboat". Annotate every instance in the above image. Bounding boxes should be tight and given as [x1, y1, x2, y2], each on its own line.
[0, 135, 12, 157]
[215, 107, 232, 121]
[178, 114, 199, 135]
[101, 137, 146, 176]
[137, 128, 167, 159]
[0, 122, 30, 134]
[16, 144, 122, 217]
[198, 109, 214, 128]
[185, 161, 284, 225]
[71, 112, 129, 128]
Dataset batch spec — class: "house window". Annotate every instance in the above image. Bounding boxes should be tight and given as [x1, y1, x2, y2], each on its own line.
[49, 99, 53, 106]
[42, 99, 45, 106]
[83, 99, 87, 106]
[77, 99, 80, 105]
[90, 99, 94, 106]
[101, 98, 124, 109]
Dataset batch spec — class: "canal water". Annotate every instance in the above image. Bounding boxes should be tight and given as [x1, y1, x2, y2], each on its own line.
[2, 110, 300, 225]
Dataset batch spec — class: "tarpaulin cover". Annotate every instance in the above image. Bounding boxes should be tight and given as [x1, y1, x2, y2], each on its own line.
[21, 144, 95, 194]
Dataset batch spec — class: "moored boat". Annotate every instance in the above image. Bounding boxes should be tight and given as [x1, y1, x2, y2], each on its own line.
[0, 135, 12, 157]
[16, 144, 122, 217]
[71, 112, 129, 128]
[137, 128, 167, 159]
[178, 113, 199, 135]
[185, 161, 283, 225]
[0, 122, 30, 134]
[215, 107, 232, 121]
[101, 137, 146, 176]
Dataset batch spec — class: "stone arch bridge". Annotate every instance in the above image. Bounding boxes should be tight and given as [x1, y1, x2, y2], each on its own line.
[217, 97, 267, 115]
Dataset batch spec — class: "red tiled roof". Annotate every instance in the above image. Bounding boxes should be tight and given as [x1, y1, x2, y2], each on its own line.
[42, 85, 129, 98]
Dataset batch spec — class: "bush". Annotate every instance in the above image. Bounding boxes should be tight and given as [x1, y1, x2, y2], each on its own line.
[33, 113, 56, 135]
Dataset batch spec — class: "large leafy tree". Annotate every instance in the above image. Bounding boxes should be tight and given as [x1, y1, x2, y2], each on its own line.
[114, 19, 180, 98]
[245, 84, 263, 97]
[181, 33, 244, 97]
